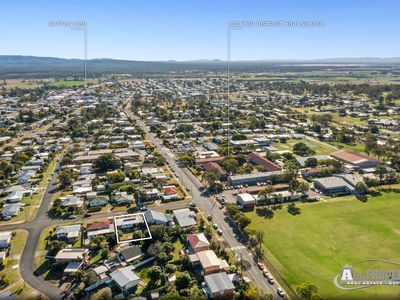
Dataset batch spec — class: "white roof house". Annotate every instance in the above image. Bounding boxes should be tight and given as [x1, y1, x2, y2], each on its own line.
[54, 248, 88, 262]
[173, 208, 197, 227]
[0, 232, 12, 248]
[110, 267, 140, 291]
[56, 225, 81, 239]
[4, 185, 28, 194]
[5, 191, 25, 203]
[61, 195, 84, 208]
[2, 203, 21, 218]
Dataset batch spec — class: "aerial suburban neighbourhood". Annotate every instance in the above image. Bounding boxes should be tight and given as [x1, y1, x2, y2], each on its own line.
[1, 1, 400, 300]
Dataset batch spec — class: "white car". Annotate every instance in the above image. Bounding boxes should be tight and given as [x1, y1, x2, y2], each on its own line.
[267, 275, 274, 284]
[262, 269, 269, 277]
[277, 288, 285, 297]
[213, 224, 219, 229]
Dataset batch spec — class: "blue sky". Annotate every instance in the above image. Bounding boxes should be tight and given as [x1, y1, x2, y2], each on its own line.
[0, 0, 399, 61]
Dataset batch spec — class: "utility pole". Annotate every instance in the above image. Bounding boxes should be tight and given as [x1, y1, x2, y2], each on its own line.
[227, 23, 231, 157]
[84, 26, 87, 87]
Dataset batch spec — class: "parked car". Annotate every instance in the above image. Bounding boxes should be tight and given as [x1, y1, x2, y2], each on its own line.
[277, 288, 285, 297]
[213, 223, 219, 229]
[257, 261, 266, 270]
[217, 229, 223, 235]
[267, 275, 275, 284]
[207, 215, 212, 221]
[188, 202, 196, 208]
[262, 269, 269, 277]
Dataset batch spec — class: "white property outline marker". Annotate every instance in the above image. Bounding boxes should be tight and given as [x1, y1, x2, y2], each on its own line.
[114, 212, 153, 244]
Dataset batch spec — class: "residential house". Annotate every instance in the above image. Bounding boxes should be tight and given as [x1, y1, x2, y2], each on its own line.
[56, 224, 81, 242]
[173, 208, 197, 227]
[113, 192, 134, 205]
[2, 203, 21, 219]
[18, 170, 36, 184]
[4, 191, 24, 203]
[61, 195, 84, 209]
[204, 272, 235, 299]
[162, 186, 179, 201]
[110, 267, 140, 291]
[116, 215, 144, 231]
[117, 245, 143, 264]
[4, 185, 28, 194]
[54, 248, 89, 263]
[72, 179, 93, 194]
[188, 233, 210, 253]
[189, 250, 228, 275]
[144, 210, 173, 225]
[0, 232, 12, 249]
[86, 220, 114, 239]
[89, 196, 109, 207]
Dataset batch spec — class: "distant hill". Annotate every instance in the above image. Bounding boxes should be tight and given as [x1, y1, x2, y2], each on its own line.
[1, 55, 400, 77]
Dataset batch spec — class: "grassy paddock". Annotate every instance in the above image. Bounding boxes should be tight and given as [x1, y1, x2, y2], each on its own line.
[273, 138, 336, 155]
[246, 188, 400, 299]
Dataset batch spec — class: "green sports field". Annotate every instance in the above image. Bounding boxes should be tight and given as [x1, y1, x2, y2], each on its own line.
[246, 188, 400, 299]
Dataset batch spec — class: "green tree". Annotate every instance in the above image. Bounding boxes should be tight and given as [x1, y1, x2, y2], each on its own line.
[284, 161, 300, 200]
[236, 213, 252, 229]
[221, 157, 239, 173]
[296, 181, 310, 196]
[257, 186, 275, 207]
[364, 133, 377, 156]
[296, 281, 319, 300]
[48, 240, 66, 256]
[94, 153, 121, 172]
[160, 290, 186, 300]
[58, 169, 73, 188]
[304, 157, 318, 167]
[354, 181, 368, 195]
[202, 170, 218, 189]
[106, 171, 125, 183]
[175, 271, 192, 290]
[147, 266, 162, 283]
[178, 154, 195, 166]
[235, 259, 252, 274]
[375, 164, 388, 185]
[255, 230, 265, 253]
[293, 142, 315, 156]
